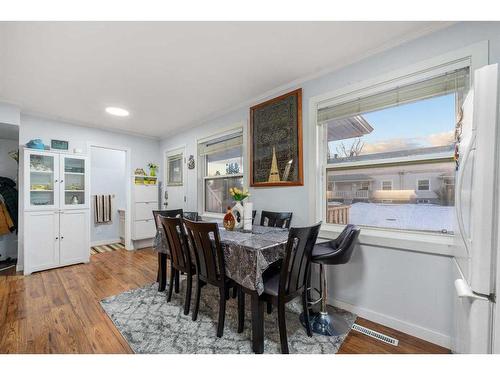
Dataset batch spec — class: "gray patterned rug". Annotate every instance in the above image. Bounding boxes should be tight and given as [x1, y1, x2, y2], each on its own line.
[100, 280, 356, 354]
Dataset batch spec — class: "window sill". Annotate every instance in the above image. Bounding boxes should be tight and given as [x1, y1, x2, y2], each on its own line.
[319, 224, 455, 257]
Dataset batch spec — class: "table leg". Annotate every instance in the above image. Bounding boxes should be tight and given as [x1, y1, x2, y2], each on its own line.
[251, 293, 264, 354]
[158, 253, 167, 292]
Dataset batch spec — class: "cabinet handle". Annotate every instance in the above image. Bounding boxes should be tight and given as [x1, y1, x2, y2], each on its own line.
[61, 236, 64, 239]
[55, 179, 58, 183]
[55, 236, 59, 240]
[60, 180, 64, 183]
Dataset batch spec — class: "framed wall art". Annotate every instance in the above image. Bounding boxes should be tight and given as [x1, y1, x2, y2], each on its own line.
[249, 88, 303, 187]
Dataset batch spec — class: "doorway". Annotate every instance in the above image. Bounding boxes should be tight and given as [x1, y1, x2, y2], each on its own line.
[89, 145, 130, 253]
[0, 123, 19, 272]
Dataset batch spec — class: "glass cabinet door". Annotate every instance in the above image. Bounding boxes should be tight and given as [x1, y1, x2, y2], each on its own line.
[61, 156, 88, 209]
[27, 151, 59, 210]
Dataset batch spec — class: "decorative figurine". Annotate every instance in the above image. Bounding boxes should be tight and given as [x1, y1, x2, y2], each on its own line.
[223, 207, 235, 231]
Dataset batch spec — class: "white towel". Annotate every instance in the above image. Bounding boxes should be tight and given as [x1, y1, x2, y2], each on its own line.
[94, 194, 112, 223]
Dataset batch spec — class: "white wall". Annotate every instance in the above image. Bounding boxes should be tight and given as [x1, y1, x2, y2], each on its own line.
[159, 22, 500, 348]
[90, 147, 126, 246]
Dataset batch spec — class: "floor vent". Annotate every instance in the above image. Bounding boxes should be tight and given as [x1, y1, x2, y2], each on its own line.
[352, 324, 399, 346]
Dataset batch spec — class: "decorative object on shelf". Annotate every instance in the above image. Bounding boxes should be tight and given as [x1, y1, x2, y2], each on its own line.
[135, 168, 146, 176]
[26, 139, 45, 150]
[249, 88, 303, 187]
[148, 162, 158, 177]
[71, 195, 79, 205]
[243, 201, 253, 232]
[51, 139, 69, 150]
[229, 187, 250, 230]
[223, 207, 235, 231]
[68, 183, 83, 191]
[8, 150, 19, 164]
[31, 184, 51, 191]
[187, 155, 195, 170]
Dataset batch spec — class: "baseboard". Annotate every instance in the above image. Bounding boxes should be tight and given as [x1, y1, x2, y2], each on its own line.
[330, 298, 451, 349]
[133, 238, 154, 250]
[16, 263, 23, 272]
[90, 238, 122, 247]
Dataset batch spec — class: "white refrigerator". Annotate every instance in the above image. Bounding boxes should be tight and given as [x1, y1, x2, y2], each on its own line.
[453, 63, 499, 353]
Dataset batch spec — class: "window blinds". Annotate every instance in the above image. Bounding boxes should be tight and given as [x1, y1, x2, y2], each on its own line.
[198, 130, 243, 156]
[317, 67, 469, 124]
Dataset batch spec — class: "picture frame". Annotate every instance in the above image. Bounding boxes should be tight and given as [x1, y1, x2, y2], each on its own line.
[51, 139, 69, 150]
[249, 88, 303, 187]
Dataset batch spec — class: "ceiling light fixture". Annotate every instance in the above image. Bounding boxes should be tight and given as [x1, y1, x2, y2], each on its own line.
[105, 106, 129, 117]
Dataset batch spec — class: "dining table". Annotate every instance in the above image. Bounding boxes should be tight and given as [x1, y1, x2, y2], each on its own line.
[153, 219, 290, 353]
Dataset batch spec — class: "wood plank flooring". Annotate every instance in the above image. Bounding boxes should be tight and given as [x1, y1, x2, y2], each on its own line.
[0, 248, 449, 354]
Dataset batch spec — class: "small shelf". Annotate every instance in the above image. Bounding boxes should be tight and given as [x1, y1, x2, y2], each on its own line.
[134, 175, 157, 178]
[65, 172, 85, 175]
[31, 189, 53, 192]
[65, 190, 85, 192]
[30, 170, 53, 174]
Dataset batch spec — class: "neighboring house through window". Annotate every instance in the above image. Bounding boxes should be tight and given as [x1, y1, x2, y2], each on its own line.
[381, 180, 393, 190]
[417, 179, 430, 191]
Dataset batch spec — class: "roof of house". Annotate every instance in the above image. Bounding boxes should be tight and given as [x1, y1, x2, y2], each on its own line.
[326, 115, 374, 142]
[328, 173, 373, 182]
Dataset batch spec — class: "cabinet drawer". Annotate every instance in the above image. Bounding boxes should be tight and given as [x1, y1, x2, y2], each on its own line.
[135, 202, 156, 220]
[134, 219, 156, 240]
[134, 185, 158, 202]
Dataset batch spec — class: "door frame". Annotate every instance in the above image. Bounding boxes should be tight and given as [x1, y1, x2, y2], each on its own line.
[164, 145, 187, 210]
[88, 143, 133, 250]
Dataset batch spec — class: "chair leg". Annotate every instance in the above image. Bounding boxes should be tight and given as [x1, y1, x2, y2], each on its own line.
[267, 301, 273, 314]
[217, 287, 227, 338]
[302, 289, 312, 337]
[232, 286, 238, 299]
[192, 277, 202, 321]
[237, 286, 245, 333]
[167, 265, 175, 302]
[183, 273, 193, 315]
[277, 302, 289, 354]
[174, 269, 180, 294]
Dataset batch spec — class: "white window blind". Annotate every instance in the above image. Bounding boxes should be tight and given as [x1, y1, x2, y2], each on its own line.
[318, 67, 469, 124]
[198, 130, 243, 156]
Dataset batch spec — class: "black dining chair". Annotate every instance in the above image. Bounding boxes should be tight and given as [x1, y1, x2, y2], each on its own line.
[183, 211, 201, 221]
[301, 224, 360, 337]
[160, 216, 196, 315]
[153, 209, 184, 292]
[183, 219, 244, 337]
[252, 210, 257, 224]
[258, 222, 322, 354]
[260, 210, 293, 229]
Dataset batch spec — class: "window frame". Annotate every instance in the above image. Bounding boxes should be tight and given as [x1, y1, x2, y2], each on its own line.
[381, 180, 393, 191]
[166, 153, 184, 186]
[308, 42, 488, 255]
[417, 178, 431, 191]
[197, 124, 246, 218]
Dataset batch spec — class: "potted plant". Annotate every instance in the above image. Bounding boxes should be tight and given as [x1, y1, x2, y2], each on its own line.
[148, 162, 158, 177]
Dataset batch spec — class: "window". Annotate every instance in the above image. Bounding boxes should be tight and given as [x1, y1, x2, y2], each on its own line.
[417, 179, 430, 191]
[319, 67, 468, 234]
[381, 180, 393, 191]
[167, 153, 183, 186]
[199, 131, 244, 214]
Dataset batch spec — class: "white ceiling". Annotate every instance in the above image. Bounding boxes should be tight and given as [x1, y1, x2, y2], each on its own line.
[0, 22, 452, 139]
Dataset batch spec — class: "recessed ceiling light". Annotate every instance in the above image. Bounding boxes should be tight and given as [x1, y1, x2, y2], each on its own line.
[105, 106, 129, 117]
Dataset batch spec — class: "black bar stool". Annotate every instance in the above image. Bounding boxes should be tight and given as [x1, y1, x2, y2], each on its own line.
[300, 224, 360, 336]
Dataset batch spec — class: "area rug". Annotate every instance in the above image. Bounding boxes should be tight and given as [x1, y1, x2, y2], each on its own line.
[90, 242, 125, 255]
[100, 280, 356, 354]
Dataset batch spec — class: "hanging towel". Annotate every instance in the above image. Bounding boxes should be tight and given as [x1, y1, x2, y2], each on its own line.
[93, 194, 112, 223]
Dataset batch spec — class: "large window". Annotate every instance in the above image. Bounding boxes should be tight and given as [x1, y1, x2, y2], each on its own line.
[319, 68, 468, 234]
[199, 131, 244, 214]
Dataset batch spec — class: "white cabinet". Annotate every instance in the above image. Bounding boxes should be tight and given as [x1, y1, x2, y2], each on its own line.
[59, 210, 89, 266]
[132, 184, 158, 240]
[24, 149, 89, 211]
[23, 148, 90, 275]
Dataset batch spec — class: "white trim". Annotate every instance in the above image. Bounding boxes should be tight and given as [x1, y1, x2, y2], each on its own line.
[90, 238, 122, 247]
[308, 41, 489, 255]
[329, 298, 450, 348]
[87, 142, 132, 251]
[417, 178, 431, 191]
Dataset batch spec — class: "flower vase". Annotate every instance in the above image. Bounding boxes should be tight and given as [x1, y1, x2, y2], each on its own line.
[231, 201, 244, 230]
[150, 167, 157, 177]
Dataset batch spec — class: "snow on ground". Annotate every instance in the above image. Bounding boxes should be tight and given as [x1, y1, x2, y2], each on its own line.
[345, 202, 454, 233]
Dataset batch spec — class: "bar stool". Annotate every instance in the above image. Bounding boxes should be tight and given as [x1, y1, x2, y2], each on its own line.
[300, 224, 360, 336]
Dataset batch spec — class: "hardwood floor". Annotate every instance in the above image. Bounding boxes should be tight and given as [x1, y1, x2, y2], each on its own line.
[0, 248, 449, 354]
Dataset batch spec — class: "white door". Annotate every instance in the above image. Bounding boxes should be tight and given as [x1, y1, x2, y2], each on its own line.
[59, 210, 90, 265]
[60, 154, 89, 210]
[24, 211, 59, 274]
[24, 150, 60, 211]
[453, 63, 499, 353]
[164, 148, 187, 210]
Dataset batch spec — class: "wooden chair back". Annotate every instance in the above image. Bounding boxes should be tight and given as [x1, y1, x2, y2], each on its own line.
[260, 211, 293, 229]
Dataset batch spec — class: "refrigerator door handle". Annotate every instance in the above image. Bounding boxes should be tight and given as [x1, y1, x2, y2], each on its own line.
[455, 279, 495, 302]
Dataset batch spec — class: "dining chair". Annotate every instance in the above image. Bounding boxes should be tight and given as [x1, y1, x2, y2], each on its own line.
[258, 222, 322, 353]
[183, 211, 201, 221]
[260, 210, 293, 229]
[153, 209, 184, 292]
[183, 219, 244, 337]
[160, 216, 196, 315]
